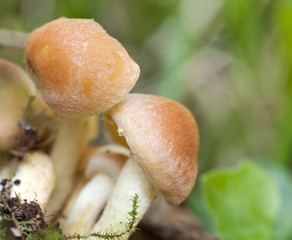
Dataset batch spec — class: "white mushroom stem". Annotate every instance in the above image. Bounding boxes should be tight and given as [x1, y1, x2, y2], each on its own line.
[10, 152, 55, 210]
[45, 115, 97, 219]
[90, 155, 157, 240]
[60, 144, 129, 234]
[64, 173, 114, 234]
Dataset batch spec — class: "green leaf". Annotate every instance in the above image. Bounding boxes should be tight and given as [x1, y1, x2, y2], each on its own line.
[188, 185, 216, 235]
[201, 161, 280, 240]
[262, 163, 292, 240]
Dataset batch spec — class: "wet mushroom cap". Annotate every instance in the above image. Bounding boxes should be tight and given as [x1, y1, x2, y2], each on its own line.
[102, 94, 199, 205]
[24, 17, 140, 118]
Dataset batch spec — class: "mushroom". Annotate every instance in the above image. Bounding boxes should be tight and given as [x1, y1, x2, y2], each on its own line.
[61, 144, 130, 235]
[0, 59, 36, 151]
[10, 151, 55, 210]
[0, 58, 36, 95]
[24, 17, 140, 217]
[25, 17, 140, 118]
[0, 59, 54, 183]
[91, 94, 199, 239]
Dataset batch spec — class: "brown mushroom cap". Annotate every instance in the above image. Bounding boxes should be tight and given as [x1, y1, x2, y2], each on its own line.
[25, 17, 140, 118]
[102, 94, 199, 205]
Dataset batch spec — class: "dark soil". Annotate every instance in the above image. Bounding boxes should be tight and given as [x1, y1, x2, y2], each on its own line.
[0, 179, 46, 239]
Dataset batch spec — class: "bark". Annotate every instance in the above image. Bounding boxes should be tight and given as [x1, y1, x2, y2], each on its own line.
[0, 29, 27, 49]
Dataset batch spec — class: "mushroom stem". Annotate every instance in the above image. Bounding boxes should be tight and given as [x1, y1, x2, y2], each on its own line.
[91, 155, 157, 239]
[64, 173, 114, 235]
[58, 144, 129, 233]
[45, 115, 97, 219]
[10, 151, 55, 210]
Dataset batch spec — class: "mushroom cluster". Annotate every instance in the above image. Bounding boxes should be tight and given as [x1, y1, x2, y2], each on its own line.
[0, 17, 199, 239]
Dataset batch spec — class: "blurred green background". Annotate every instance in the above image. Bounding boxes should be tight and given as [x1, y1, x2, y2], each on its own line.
[1, 0, 292, 239]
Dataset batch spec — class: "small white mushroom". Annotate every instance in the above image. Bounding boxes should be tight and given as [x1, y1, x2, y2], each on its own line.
[61, 144, 129, 235]
[10, 151, 55, 210]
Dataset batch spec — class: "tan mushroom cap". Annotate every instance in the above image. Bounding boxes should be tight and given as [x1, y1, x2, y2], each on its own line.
[0, 59, 36, 95]
[0, 59, 34, 150]
[25, 17, 140, 118]
[102, 94, 199, 205]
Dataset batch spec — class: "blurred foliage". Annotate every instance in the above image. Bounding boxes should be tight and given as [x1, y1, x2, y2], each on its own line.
[1, 0, 292, 239]
[264, 162, 292, 240]
[202, 161, 280, 240]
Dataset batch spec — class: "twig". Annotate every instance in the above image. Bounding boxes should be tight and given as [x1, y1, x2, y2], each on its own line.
[0, 29, 28, 49]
